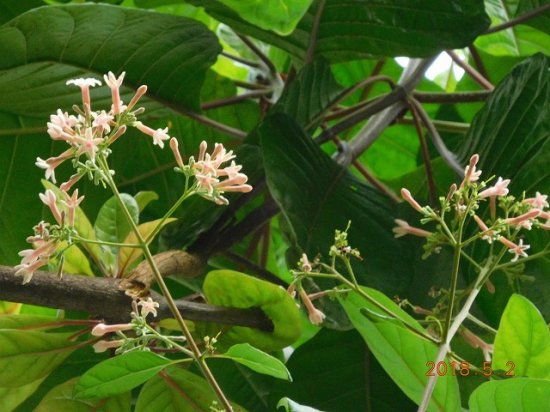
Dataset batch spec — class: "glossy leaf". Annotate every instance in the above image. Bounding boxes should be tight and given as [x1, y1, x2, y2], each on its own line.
[135, 366, 243, 411]
[339, 288, 461, 412]
[259, 113, 411, 296]
[516, 0, 550, 35]
[54, 242, 95, 276]
[203, 270, 302, 351]
[188, 0, 489, 61]
[118, 217, 177, 276]
[217, 0, 312, 35]
[0, 0, 43, 25]
[0, 377, 45, 412]
[272, 57, 343, 130]
[133, 191, 159, 213]
[493, 294, 550, 379]
[214, 343, 292, 381]
[0, 314, 57, 329]
[0, 330, 77, 387]
[469, 378, 550, 412]
[0, 4, 221, 112]
[36, 377, 131, 412]
[74, 351, 171, 399]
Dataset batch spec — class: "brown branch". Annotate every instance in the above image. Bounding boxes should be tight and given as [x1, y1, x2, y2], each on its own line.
[305, 0, 327, 64]
[201, 90, 269, 111]
[467, 45, 491, 82]
[236, 33, 277, 77]
[446, 50, 494, 91]
[412, 90, 490, 104]
[0, 265, 273, 331]
[483, 3, 550, 34]
[220, 51, 261, 68]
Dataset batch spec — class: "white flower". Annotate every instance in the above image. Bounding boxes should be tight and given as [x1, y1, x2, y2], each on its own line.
[138, 297, 160, 318]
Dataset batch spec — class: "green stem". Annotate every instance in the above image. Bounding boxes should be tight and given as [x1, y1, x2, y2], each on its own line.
[143, 323, 194, 357]
[97, 155, 233, 411]
[466, 314, 497, 334]
[494, 247, 550, 270]
[74, 237, 142, 248]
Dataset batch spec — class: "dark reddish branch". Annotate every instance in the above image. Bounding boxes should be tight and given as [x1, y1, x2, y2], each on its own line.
[0, 265, 273, 331]
[483, 3, 550, 34]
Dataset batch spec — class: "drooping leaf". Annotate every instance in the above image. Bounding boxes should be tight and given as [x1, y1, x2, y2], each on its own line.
[0, 330, 77, 387]
[135, 366, 243, 411]
[469, 378, 550, 412]
[0, 4, 221, 112]
[493, 294, 550, 379]
[216, 0, 312, 35]
[339, 288, 461, 412]
[213, 343, 292, 381]
[258, 113, 411, 296]
[36, 377, 131, 412]
[277, 397, 325, 412]
[271, 57, 343, 130]
[133, 191, 159, 213]
[118, 217, 177, 276]
[202, 270, 302, 351]
[187, 0, 489, 62]
[74, 351, 172, 399]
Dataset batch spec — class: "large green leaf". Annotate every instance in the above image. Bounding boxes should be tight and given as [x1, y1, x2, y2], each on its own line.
[188, 0, 489, 62]
[135, 366, 243, 411]
[516, 0, 550, 35]
[269, 329, 417, 411]
[493, 294, 550, 379]
[258, 113, 411, 295]
[217, 0, 312, 35]
[36, 377, 131, 412]
[0, 330, 76, 387]
[469, 378, 550, 412]
[203, 270, 302, 351]
[0, 377, 45, 412]
[0, 0, 44, 25]
[0, 4, 220, 112]
[339, 288, 461, 412]
[272, 57, 343, 130]
[74, 351, 172, 399]
[212, 343, 292, 381]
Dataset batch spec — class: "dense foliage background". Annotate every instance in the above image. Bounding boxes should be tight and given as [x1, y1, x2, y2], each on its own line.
[0, 0, 549, 411]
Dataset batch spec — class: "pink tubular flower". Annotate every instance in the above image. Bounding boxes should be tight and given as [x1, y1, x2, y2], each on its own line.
[91, 322, 133, 337]
[61, 189, 84, 227]
[127, 85, 148, 111]
[461, 154, 481, 186]
[505, 209, 540, 231]
[39, 189, 63, 224]
[14, 256, 49, 284]
[66, 78, 102, 109]
[192, 141, 252, 205]
[169, 138, 184, 169]
[499, 236, 530, 262]
[392, 219, 432, 238]
[93, 339, 124, 353]
[91, 110, 114, 134]
[60, 173, 84, 193]
[400, 188, 424, 213]
[134, 121, 170, 148]
[35, 148, 74, 183]
[479, 177, 510, 198]
[104, 71, 125, 115]
[74, 127, 103, 161]
[472, 214, 496, 243]
[524, 191, 548, 210]
[138, 297, 160, 318]
[299, 289, 325, 326]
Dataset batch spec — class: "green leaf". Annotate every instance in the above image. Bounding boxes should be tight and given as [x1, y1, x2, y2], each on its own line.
[277, 397, 325, 412]
[271, 57, 343, 130]
[0, 0, 44, 25]
[469, 378, 550, 412]
[133, 191, 159, 213]
[36, 377, 131, 412]
[493, 294, 550, 379]
[0, 314, 57, 329]
[217, 0, 312, 35]
[0, 4, 221, 112]
[0, 377, 46, 412]
[339, 288, 461, 412]
[118, 217, 177, 276]
[203, 270, 302, 351]
[135, 366, 243, 411]
[74, 351, 171, 399]
[258, 113, 411, 296]
[0, 330, 77, 387]
[188, 0, 489, 61]
[515, 0, 550, 35]
[54, 242, 94, 276]
[95, 194, 139, 249]
[214, 343, 292, 381]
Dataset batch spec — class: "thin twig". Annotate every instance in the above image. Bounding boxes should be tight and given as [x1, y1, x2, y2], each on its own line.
[484, 3, 550, 34]
[201, 90, 269, 110]
[358, 59, 387, 101]
[236, 33, 277, 77]
[305, 0, 327, 64]
[396, 117, 470, 134]
[408, 101, 437, 206]
[221, 51, 261, 68]
[408, 97, 463, 176]
[467, 45, 491, 82]
[413, 90, 490, 103]
[446, 50, 494, 91]
[233, 80, 269, 90]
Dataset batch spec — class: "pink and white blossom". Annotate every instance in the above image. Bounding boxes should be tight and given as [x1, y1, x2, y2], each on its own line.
[138, 297, 160, 318]
[400, 188, 424, 212]
[66, 78, 101, 108]
[73, 127, 103, 160]
[91, 110, 114, 134]
[499, 237, 530, 262]
[392, 219, 432, 238]
[524, 191, 548, 210]
[462, 154, 481, 186]
[93, 339, 124, 353]
[134, 122, 171, 148]
[479, 177, 510, 198]
[61, 189, 84, 227]
[104, 71, 125, 115]
[35, 148, 74, 183]
[169, 138, 184, 169]
[39, 189, 63, 224]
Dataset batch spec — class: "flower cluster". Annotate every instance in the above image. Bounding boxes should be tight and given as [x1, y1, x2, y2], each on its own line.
[395, 154, 549, 263]
[170, 138, 252, 205]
